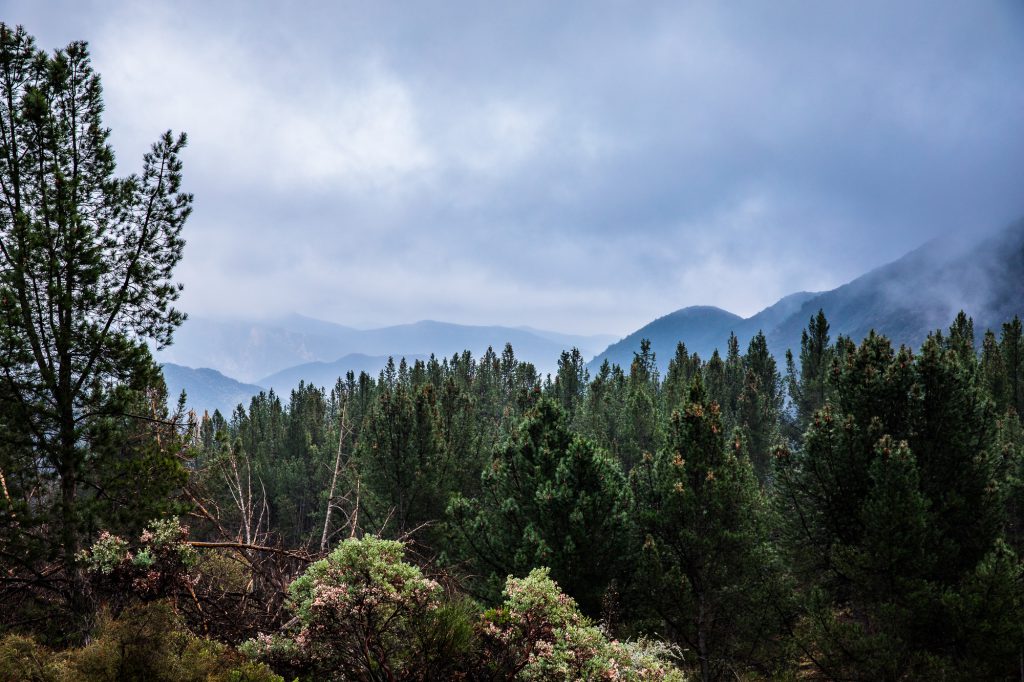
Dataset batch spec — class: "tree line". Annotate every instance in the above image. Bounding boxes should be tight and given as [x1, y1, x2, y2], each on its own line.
[176, 311, 1024, 680]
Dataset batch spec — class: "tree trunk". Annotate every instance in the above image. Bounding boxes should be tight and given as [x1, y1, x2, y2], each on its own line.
[698, 592, 711, 682]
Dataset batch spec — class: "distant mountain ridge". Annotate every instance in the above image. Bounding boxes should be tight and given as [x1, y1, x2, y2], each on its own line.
[157, 315, 615, 383]
[591, 293, 819, 372]
[589, 219, 1024, 372]
[157, 316, 618, 414]
[258, 353, 429, 396]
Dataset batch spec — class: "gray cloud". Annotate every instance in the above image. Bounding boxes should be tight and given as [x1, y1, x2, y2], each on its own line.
[5, 0, 1024, 336]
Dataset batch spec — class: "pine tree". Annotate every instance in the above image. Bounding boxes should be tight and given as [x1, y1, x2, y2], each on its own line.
[620, 339, 661, 472]
[1001, 316, 1023, 416]
[663, 341, 700, 417]
[785, 309, 834, 439]
[356, 381, 449, 543]
[946, 310, 976, 367]
[550, 347, 588, 426]
[632, 376, 788, 681]
[447, 398, 631, 616]
[980, 328, 1009, 413]
[737, 331, 783, 481]
[0, 26, 191, 612]
[579, 359, 628, 462]
[776, 327, 1018, 678]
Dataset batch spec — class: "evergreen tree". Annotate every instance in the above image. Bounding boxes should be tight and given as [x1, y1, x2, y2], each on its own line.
[620, 339, 661, 472]
[737, 331, 783, 481]
[579, 360, 628, 462]
[785, 309, 834, 439]
[980, 328, 1009, 413]
[663, 341, 700, 417]
[356, 381, 449, 543]
[447, 398, 631, 616]
[1001, 316, 1023, 416]
[946, 310, 976, 367]
[0, 26, 190, 612]
[776, 329, 1018, 678]
[632, 377, 788, 681]
[549, 347, 589, 427]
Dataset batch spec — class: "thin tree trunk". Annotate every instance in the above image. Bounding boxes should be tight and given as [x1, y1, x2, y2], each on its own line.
[321, 400, 348, 553]
[698, 592, 710, 682]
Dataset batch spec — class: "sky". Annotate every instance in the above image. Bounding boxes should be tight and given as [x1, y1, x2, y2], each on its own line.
[4, 0, 1024, 337]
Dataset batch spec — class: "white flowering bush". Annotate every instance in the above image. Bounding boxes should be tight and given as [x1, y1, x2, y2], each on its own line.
[242, 538, 685, 681]
[241, 535, 472, 680]
[480, 568, 685, 681]
[78, 517, 198, 599]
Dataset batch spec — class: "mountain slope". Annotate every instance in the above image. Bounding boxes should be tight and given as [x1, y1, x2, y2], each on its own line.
[592, 306, 743, 371]
[591, 219, 1024, 372]
[157, 316, 360, 383]
[769, 219, 1024, 354]
[161, 363, 263, 416]
[590, 293, 821, 372]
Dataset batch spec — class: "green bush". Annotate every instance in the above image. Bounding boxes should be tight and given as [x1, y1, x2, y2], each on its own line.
[0, 634, 68, 682]
[243, 536, 686, 681]
[0, 602, 281, 682]
[242, 535, 472, 680]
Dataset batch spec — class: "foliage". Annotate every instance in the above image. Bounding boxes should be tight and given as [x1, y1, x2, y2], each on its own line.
[776, 322, 1019, 679]
[0, 22, 191, 616]
[479, 568, 685, 681]
[631, 377, 791, 681]
[448, 398, 633, 616]
[242, 535, 470, 681]
[0, 601, 281, 682]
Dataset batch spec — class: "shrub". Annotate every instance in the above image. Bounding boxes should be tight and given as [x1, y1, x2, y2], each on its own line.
[78, 517, 199, 606]
[0, 634, 68, 682]
[242, 535, 472, 680]
[243, 537, 685, 681]
[0, 602, 281, 682]
[480, 568, 685, 681]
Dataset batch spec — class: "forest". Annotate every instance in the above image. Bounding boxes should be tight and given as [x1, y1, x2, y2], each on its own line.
[1, 23, 1024, 682]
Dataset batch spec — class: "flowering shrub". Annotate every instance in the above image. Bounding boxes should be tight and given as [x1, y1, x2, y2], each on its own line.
[242, 535, 471, 680]
[243, 538, 685, 681]
[78, 517, 199, 601]
[79, 531, 131, 575]
[480, 568, 685, 681]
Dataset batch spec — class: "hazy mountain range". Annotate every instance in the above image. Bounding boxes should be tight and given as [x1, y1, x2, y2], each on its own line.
[161, 219, 1024, 416]
[157, 319, 617, 414]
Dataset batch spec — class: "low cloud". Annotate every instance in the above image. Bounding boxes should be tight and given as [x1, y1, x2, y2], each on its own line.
[6, 0, 1024, 336]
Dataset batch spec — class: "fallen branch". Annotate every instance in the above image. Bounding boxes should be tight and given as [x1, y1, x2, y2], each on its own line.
[186, 541, 313, 563]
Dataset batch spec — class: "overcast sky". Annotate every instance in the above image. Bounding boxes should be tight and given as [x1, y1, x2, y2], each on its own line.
[6, 1, 1024, 336]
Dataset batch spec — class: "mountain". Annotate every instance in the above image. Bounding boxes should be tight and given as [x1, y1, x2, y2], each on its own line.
[593, 306, 743, 371]
[258, 353, 428, 395]
[156, 314, 361, 383]
[157, 314, 613, 382]
[591, 293, 820, 372]
[767, 221, 1024, 355]
[590, 219, 1024, 371]
[514, 326, 619, 353]
[160, 363, 264, 416]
